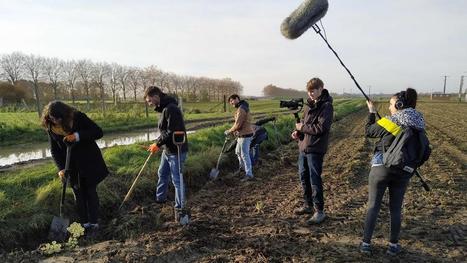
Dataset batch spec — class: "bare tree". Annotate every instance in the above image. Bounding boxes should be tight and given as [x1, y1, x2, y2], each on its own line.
[92, 62, 111, 115]
[76, 59, 93, 110]
[44, 57, 63, 100]
[23, 54, 45, 117]
[127, 67, 141, 101]
[109, 63, 121, 106]
[0, 52, 24, 85]
[117, 65, 129, 101]
[142, 65, 162, 87]
[63, 60, 79, 105]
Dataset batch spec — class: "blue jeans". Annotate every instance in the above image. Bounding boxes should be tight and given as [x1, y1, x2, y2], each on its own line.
[155, 150, 187, 209]
[250, 132, 268, 165]
[298, 152, 325, 211]
[235, 136, 253, 177]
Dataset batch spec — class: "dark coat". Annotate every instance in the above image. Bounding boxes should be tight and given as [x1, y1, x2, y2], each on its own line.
[49, 111, 109, 187]
[365, 113, 396, 152]
[366, 108, 425, 153]
[154, 95, 188, 154]
[298, 89, 334, 154]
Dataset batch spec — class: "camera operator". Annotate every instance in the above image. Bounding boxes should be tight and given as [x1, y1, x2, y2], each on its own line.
[291, 77, 333, 224]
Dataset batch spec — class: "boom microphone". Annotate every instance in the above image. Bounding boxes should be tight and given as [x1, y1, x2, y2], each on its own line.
[281, 0, 329, 39]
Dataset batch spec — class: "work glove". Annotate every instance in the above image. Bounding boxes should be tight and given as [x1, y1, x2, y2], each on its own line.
[63, 134, 77, 143]
[224, 130, 231, 136]
[147, 143, 160, 153]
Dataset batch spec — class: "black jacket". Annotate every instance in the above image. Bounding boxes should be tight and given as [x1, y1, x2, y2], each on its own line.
[155, 95, 188, 154]
[49, 111, 109, 187]
[366, 108, 426, 153]
[298, 89, 334, 154]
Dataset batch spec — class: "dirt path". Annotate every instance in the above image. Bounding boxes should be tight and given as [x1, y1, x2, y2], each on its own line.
[6, 108, 465, 262]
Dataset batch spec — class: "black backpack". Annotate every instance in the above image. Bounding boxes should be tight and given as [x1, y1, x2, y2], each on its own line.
[383, 127, 431, 174]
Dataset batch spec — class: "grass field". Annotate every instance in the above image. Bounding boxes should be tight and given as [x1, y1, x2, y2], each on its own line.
[0, 99, 353, 146]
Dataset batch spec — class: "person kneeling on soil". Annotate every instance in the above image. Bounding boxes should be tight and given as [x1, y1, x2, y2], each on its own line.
[291, 78, 333, 225]
[250, 124, 268, 166]
[42, 101, 109, 236]
[144, 86, 188, 222]
[360, 88, 426, 256]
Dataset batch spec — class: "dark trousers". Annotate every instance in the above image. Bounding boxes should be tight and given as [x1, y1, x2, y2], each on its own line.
[298, 152, 325, 211]
[363, 166, 410, 244]
[71, 177, 99, 224]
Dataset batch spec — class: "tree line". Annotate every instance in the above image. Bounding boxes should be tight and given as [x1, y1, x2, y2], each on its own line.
[0, 52, 243, 117]
[262, 84, 307, 98]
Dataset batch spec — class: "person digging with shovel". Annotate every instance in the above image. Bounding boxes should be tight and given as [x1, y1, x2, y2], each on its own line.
[144, 86, 189, 224]
[225, 94, 254, 182]
[42, 101, 109, 238]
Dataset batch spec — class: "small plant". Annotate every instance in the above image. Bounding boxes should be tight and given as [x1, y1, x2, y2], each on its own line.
[39, 222, 85, 255]
[255, 201, 265, 213]
[39, 241, 62, 255]
[65, 222, 85, 249]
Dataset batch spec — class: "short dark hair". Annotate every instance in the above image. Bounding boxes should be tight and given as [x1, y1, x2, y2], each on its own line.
[306, 78, 324, 92]
[228, 94, 240, 101]
[144, 86, 165, 99]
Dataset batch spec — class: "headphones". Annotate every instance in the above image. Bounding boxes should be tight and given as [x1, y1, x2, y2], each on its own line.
[395, 91, 407, 110]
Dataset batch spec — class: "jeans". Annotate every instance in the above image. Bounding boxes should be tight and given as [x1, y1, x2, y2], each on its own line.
[298, 152, 325, 211]
[363, 166, 411, 244]
[155, 150, 187, 209]
[235, 136, 253, 177]
[71, 177, 99, 224]
[250, 132, 268, 165]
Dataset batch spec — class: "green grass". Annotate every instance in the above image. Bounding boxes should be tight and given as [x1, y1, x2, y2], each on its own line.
[0, 100, 288, 147]
[0, 99, 364, 250]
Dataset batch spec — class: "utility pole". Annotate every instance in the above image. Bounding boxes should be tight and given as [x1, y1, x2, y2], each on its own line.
[459, 74, 465, 102]
[442, 75, 449, 94]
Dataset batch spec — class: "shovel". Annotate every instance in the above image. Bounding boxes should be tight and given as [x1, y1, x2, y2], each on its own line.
[173, 131, 190, 225]
[48, 143, 73, 242]
[119, 151, 154, 210]
[209, 137, 230, 180]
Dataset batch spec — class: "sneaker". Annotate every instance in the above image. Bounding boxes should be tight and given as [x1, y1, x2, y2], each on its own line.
[359, 242, 372, 255]
[386, 243, 402, 256]
[84, 223, 99, 238]
[307, 211, 326, 224]
[83, 223, 99, 230]
[294, 206, 313, 215]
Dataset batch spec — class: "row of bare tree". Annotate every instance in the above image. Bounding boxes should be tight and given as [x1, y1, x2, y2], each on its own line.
[0, 52, 243, 117]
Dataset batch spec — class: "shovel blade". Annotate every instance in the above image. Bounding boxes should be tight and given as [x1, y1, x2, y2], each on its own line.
[209, 168, 219, 179]
[48, 216, 69, 242]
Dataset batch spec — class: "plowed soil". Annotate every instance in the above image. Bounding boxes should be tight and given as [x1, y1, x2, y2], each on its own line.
[5, 102, 466, 262]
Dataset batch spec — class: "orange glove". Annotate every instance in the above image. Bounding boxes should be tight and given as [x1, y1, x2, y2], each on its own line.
[147, 143, 160, 153]
[63, 134, 76, 142]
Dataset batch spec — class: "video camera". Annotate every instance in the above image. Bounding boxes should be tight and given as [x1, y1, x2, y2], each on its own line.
[279, 98, 304, 110]
[279, 98, 304, 123]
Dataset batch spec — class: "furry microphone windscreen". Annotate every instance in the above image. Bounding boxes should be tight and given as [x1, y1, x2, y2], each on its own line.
[281, 0, 329, 39]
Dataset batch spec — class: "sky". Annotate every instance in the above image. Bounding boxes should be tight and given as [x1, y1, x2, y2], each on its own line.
[0, 0, 466, 96]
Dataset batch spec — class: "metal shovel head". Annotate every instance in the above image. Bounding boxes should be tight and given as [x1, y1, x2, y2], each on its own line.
[209, 168, 219, 179]
[48, 216, 69, 242]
